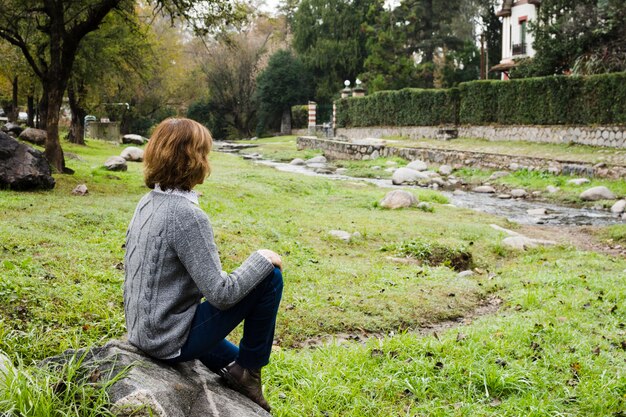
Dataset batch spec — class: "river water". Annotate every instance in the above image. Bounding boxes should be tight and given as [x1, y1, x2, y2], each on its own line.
[251, 158, 622, 227]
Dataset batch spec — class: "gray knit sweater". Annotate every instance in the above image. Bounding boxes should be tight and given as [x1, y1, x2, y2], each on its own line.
[124, 191, 274, 359]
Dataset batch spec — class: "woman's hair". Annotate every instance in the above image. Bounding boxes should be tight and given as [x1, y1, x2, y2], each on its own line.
[143, 118, 213, 191]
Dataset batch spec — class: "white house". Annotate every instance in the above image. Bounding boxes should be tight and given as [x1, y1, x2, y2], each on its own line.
[492, 0, 541, 79]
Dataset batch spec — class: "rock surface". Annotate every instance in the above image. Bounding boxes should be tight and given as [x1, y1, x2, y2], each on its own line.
[611, 200, 626, 214]
[290, 158, 305, 165]
[2, 122, 23, 136]
[510, 189, 527, 198]
[0, 131, 55, 190]
[546, 185, 559, 194]
[306, 155, 327, 165]
[379, 190, 418, 209]
[567, 178, 590, 186]
[18, 128, 47, 146]
[438, 165, 452, 176]
[43, 340, 270, 417]
[488, 171, 509, 181]
[121, 146, 144, 162]
[328, 230, 352, 242]
[406, 160, 428, 171]
[122, 134, 148, 145]
[503, 236, 556, 250]
[473, 185, 496, 194]
[580, 186, 616, 201]
[72, 184, 89, 196]
[104, 156, 128, 171]
[391, 167, 429, 185]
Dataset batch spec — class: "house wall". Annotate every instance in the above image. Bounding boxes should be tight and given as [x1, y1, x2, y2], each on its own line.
[501, 2, 538, 61]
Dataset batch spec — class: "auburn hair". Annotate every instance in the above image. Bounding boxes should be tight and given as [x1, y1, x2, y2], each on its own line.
[143, 118, 212, 191]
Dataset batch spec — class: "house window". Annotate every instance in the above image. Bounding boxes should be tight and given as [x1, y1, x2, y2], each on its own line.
[520, 20, 527, 45]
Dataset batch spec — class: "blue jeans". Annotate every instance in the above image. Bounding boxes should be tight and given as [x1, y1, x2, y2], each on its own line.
[164, 267, 283, 372]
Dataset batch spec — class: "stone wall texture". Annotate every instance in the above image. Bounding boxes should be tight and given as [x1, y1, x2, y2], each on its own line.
[297, 136, 626, 179]
[334, 125, 626, 148]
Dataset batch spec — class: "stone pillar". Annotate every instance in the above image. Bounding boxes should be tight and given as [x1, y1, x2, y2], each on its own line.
[341, 88, 352, 99]
[308, 101, 316, 135]
[352, 86, 365, 97]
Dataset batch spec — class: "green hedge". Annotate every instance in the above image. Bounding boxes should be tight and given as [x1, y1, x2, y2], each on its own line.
[337, 72, 626, 127]
[336, 88, 459, 127]
[291, 105, 308, 129]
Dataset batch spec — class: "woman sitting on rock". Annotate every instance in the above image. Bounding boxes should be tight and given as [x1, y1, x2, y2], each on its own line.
[123, 117, 283, 412]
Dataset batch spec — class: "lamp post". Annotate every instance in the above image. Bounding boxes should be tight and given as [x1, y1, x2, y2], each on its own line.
[352, 78, 366, 97]
[341, 80, 352, 98]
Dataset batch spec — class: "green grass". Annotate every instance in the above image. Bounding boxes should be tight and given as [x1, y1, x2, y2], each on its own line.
[1, 138, 626, 416]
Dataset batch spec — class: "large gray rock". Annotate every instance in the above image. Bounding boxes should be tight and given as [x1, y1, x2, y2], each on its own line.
[104, 156, 128, 171]
[391, 167, 429, 185]
[473, 185, 496, 194]
[18, 128, 47, 146]
[611, 200, 626, 214]
[0, 131, 55, 190]
[122, 134, 149, 145]
[406, 160, 428, 171]
[290, 158, 305, 166]
[2, 122, 24, 136]
[306, 155, 327, 165]
[379, 190, 418, 209]
[43, 340, 270, 417]
[438, 165, 452, 176]
[580, 186, 616, 201]
[510, 189, 527, 198]
[121, 146, 144, 162]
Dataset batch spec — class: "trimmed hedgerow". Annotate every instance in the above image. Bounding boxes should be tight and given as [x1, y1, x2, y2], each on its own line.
[335, 87, 459, 127]
[291, 104, 309, 129]
[337, 72, 626, 127]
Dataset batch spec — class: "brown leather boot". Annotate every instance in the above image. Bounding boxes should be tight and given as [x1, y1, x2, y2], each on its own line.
[219, 362, 271, 412]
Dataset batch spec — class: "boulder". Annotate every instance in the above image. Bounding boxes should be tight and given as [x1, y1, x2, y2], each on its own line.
[379, 190, 418, 209]
[580, 186, 616, 201]
[473, 185, 496, 194]
[0, 131, 55, 190]
[510, 189, 527, 198]
[122, 134, 148, 145]
[43, 340, 270, 417]
[391, 167, 429, 185]
[18, 128, 47, 146]
[438, 165, 452, 176]
[328, 230, 352, 242]
[104, 156, 128, 172]
[406, 160, 428, 171]
[72, 184, 89, 196]
[567, 178, 590, 186]
[611, 200, 626, 214]
[121, 146, 144, 162]
[306, 156, 327, 165]
[2, 122, 24, 136]
[290, 158, 305, 165]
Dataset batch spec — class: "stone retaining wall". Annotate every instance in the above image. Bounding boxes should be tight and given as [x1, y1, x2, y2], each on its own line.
[335, 125, 626, 148]
[297, 136, 626, 179]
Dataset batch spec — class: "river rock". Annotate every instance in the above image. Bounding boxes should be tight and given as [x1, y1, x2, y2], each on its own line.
[379, 190, 418, 209]
[503, 236, 557, 250]
[120, 146, 144, 162]
[122, 134, 148, 145]
[497, 194, 512, 199]
[509, 163, 520, 171]
[18, 128, 47, 146]
[457, 270, 474, 278]
[42, 340, 270, 417]
[406, 160, 428, 171]
[391, 167, 429, 185]
[2, 122, 23, 136]
[72, 184, 88, 196]
[527, 208, 547, 216]
[611, 200, 626, 214]
[0, 131, 55, 190]
[104, 156, 128, 171]
[488, 171, 509, 181]
[510, 189, 527, 198]
[438, 165, 452, 176]
[546, 185, 560, 193]
[290, 158, 305, 165]
[567, 178, 590, 186]
[306, 155, 327, 165]
[473, 185, 496, 193]
[329, 230, 352, 242]
[580, 186, 616, 201]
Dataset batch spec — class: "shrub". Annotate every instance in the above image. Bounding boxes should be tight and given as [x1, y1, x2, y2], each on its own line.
[291, 105, 309, 129]
[381, 240, 473, 271]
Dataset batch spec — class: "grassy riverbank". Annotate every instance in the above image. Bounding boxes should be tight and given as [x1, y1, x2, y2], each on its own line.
[1, 139, 626, 416]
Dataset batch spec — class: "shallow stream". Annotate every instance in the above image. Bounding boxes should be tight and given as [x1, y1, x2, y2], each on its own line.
[251, 159, 623, 227]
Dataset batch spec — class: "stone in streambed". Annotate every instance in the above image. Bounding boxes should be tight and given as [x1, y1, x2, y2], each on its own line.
[580, 186, 616, 201]
[473, 185, 496, 193]
[611, 200, 626, 214]
[406, 160, 428, 171]
[510, 189, 527, 198]
[290, 158, 305, 165]
[391, 167, 429, 185]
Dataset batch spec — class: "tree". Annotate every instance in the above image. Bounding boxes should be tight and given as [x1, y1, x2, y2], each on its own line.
[256, 50, 311, 135]
[292, 0, 380, 102]
[514, 0, 626, 77]
[0, 0, 243, 173]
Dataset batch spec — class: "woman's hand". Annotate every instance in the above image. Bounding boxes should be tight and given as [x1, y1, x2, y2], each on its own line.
[258, 249, 283, 271]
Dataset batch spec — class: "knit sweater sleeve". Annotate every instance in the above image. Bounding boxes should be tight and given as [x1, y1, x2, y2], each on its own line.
[171, 201, 274, 310]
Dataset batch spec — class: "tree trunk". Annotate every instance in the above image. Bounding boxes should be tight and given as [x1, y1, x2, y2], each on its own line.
[38, 95, 48, 130]
[44, 82, 67, 173]
[280, 108, 292, 135]
[67, 83, 86, 145]
[27, 95, 34, 127]
[9, 76, 18, 122]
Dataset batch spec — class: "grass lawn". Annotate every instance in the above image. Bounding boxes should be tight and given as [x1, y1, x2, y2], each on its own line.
[1, 138, 626, 416]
